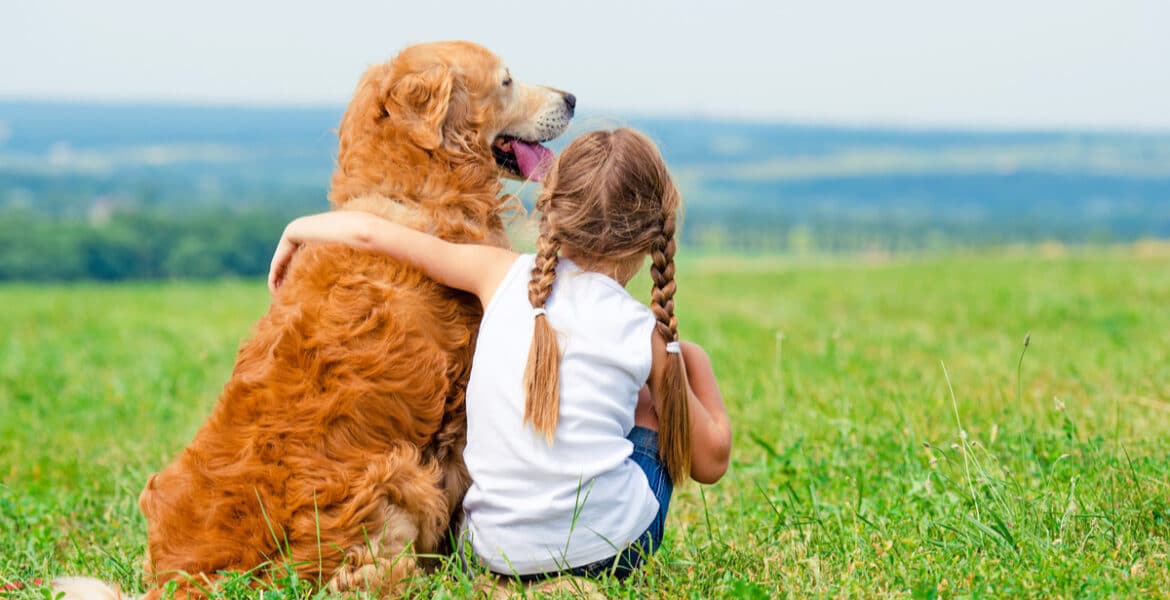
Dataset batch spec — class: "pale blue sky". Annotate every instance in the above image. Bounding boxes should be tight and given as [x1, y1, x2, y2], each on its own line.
[3, 0, 1168, 130]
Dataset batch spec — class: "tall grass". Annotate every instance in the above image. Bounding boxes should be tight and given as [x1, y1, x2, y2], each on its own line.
[2, 249, 1169, 597]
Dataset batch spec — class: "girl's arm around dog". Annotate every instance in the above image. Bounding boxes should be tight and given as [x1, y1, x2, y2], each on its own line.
[269, 210, 515, 308]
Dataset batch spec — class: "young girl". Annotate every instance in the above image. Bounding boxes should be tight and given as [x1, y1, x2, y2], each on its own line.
[268, 128, 731, 580]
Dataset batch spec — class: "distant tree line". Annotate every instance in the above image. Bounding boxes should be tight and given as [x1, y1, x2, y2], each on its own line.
[0, 209, 291, 281]
[0, 202, 1165, 282]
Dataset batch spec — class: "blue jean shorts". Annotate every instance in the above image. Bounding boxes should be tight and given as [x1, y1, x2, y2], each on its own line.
[511, 425, 674, 581]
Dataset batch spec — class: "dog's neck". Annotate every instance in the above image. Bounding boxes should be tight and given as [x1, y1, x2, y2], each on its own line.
[327, 124, 510, 244]
[331, 171, 508, 247]
[337, 194, 427, 227]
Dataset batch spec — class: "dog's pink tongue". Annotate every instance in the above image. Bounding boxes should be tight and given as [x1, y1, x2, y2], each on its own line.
[512, 140, 554, 181]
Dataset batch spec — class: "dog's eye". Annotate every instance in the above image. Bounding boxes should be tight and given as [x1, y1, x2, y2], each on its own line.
[502, 77, 512, 87]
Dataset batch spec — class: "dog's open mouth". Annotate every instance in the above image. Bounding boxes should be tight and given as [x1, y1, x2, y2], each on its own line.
[493, 136, 554, 181]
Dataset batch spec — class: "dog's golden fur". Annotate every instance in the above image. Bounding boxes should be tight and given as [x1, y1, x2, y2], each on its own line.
[121, 41, 572, 599]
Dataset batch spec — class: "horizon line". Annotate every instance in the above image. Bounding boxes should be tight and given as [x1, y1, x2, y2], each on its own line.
[2, 95, 1170, 137]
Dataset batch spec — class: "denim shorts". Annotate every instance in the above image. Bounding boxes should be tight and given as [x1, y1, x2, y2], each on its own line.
[510, 425, 674, 581]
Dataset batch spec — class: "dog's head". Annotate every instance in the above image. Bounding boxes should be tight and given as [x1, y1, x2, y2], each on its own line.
[333, 41, 574, 203]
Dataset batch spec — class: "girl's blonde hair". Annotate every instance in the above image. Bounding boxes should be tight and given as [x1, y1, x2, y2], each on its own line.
[523, 128, 691, 483]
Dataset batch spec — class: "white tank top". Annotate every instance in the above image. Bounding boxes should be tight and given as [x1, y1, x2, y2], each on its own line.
[462, 254, 660, 575]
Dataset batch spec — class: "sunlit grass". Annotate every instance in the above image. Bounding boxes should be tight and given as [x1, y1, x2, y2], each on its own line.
[2, 249, 1169, 597]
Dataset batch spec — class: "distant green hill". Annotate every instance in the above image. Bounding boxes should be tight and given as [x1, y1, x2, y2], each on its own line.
[1, 101, 1168, 279]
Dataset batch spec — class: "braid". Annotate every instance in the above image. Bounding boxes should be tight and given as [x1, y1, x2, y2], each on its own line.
[650, 206, 692, 483]
[523, 221, 562, 442]
[649, 210, 679, 343]
[528, 231, 560, 309]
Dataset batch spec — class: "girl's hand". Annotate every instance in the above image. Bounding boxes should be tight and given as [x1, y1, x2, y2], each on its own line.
[267, 231, 299, 294]
[267, 211, 376, 294]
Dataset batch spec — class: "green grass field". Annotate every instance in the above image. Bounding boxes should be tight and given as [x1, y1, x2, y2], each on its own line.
[3, 249, 1169, 598]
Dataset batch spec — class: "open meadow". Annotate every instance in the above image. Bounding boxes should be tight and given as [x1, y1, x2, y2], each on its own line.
[2, 248, 1169, 598]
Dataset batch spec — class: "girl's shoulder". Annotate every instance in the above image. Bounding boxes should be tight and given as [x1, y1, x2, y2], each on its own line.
[480, 252, 535, 319]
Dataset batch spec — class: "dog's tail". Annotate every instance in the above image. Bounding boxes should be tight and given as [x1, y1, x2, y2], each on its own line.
[50, 577, 140, 600]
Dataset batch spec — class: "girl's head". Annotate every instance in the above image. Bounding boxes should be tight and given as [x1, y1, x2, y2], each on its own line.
[524, 128, 692, 483]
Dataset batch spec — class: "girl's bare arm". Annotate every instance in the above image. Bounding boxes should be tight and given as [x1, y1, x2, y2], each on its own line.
[650, 337, 733, 484]
[269, 211, 516, 308]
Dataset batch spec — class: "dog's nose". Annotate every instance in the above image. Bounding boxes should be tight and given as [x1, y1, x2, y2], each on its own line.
[563, 93, 576, 113]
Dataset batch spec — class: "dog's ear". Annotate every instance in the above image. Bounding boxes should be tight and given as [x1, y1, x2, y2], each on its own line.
[336, 63, 396, 159]
[389, 64, 454, 151]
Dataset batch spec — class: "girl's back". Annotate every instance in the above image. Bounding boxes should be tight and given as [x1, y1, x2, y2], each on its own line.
[463, 255, 660, 573]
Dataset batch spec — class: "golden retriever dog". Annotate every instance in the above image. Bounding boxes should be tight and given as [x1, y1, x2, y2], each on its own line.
[56, 41, 573, 599]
